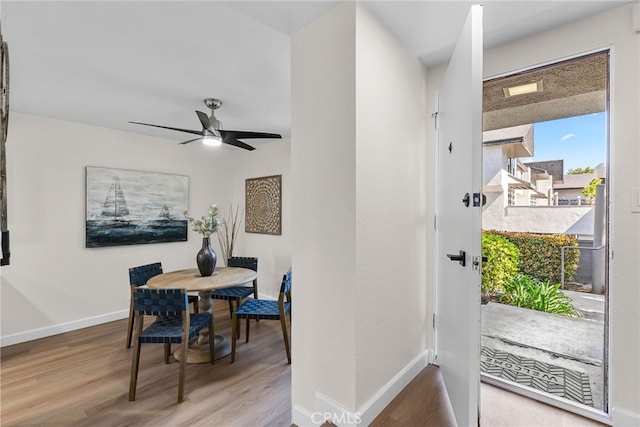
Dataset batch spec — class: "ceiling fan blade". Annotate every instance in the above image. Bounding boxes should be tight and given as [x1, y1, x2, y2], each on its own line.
[179, 137, 202, 145]
[195, 110, 217, 134]
[129, 121, 202, 136]
[221, 137, 256, 151]
[219, 130, 282, 140]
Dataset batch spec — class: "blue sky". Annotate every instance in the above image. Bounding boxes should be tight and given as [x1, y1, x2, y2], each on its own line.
[521, 112, 606, 172]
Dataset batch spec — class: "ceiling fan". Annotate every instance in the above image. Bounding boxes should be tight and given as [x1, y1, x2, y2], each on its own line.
[129, 98, 281, 151]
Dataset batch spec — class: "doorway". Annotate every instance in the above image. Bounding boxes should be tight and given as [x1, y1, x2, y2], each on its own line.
[480, 51, 610, 422]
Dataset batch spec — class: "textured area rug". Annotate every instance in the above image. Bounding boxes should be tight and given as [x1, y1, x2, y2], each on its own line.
[481, 346, 593, 406]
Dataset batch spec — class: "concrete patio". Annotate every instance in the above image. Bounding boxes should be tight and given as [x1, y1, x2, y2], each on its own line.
[481, 290, 606, 409]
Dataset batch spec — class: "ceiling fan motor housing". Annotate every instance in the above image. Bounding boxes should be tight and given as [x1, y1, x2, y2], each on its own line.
[208, 115, 222, 131]
[204, 98, 222, 130]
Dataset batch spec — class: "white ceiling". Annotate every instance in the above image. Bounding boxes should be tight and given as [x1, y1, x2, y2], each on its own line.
[0, 1, 631, 148]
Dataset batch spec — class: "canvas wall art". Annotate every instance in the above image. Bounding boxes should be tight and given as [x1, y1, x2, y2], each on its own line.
[85, 167, 188, 248]
[245, 174, 282, 235]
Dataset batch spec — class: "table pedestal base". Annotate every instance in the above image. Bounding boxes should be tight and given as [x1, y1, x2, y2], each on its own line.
[174, 334, 231, 364]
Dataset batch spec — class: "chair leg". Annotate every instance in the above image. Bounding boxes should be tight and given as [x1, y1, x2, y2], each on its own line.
[177, 340, 188, 403]
[164, 343, 171, 364]
[234, 299, 242, 339]
[126, 301, 134, 349]
[253, 280, 260, 323]
[227, 300, 234, 319]
[245, 317, 251, 343]
[280, 315, 291, 364]
[231, 313, 237, 363]
[128, 341, 141, 401]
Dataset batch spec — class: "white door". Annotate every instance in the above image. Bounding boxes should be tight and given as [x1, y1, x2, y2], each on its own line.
[435, 5, 483, 427]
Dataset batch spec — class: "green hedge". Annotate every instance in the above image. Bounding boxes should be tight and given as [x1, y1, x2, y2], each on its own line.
[487, 231, 579, 284]
[481, 233, 520, 297]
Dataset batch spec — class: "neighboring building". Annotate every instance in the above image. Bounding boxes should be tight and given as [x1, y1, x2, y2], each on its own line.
[482, 124, 595, 240]
[523, 159, 565, 184]
[553, 163, 606, 205]
[483, 124, 554, 209]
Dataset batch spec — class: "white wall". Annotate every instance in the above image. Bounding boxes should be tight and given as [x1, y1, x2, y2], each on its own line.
[483, 205, 594, 237]
[428, 3, 640, 421]
[354, 3, 428, 411]
[291, 3, 358, 416]
[291, 3, 429, 425]
[0, 112, 291, 345]
[228, 139, 292, 299]
[483, 145, 507, 186]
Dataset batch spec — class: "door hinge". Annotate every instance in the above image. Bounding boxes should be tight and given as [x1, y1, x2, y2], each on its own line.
[432, 111, 439, 130]
[433, 313, 437, 329]
[434, 214, 437, 231]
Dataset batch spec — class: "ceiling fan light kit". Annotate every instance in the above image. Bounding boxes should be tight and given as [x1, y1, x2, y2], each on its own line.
[202, 135, 222, 147]
[129, 98, 281, 151]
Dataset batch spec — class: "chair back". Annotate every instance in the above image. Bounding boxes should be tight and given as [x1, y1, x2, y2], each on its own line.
[133, 288, 188, 317]
[227, 256, 258, 272]
[278, 268, 292, 304]
[129, 262, 163, 287]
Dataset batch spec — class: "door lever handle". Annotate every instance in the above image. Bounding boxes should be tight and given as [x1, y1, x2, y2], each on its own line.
[447, 250, 466, 266]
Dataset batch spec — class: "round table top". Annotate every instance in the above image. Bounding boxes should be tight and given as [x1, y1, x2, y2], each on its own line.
[146, 267, 257, 292]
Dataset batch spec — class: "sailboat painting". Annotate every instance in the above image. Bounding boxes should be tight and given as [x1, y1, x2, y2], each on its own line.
[85, 167, 188, 248]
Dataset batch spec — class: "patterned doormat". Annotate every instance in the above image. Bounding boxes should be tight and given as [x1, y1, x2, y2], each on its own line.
[481, 346, 593, 406]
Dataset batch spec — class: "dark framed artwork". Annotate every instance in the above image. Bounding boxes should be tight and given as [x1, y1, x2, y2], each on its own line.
[245, 174, 282, 235]
[85, 167, 188, 248]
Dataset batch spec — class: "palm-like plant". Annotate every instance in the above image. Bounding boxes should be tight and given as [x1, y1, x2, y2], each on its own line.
[500, 275, 581, 317]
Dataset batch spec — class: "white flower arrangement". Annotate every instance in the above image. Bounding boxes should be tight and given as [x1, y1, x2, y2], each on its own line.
[184, 204, 221, 237]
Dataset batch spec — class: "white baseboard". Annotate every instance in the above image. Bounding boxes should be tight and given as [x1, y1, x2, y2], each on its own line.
[292, 403, 316, 427]
[0, 310, 128, 347]
[358, 348, 434, 425]
[612, 406, 640, 427]
[291, 348, 435, 426]
[315, 392, 362, 426]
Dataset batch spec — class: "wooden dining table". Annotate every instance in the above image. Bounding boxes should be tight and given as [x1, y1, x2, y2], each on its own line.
[147, 266, 257, 364]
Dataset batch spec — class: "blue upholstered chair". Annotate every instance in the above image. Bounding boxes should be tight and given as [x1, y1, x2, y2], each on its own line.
[231, 268, 291, 364]
[211, 257, 259, 321]
[127, 262, 198, 348]
[128, 288, 214, 403]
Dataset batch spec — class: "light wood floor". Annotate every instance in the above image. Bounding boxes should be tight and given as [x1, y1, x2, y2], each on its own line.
[371, 364, 456, 426]
[0, 300, 291, 427]
[2, 302, 608, 427]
